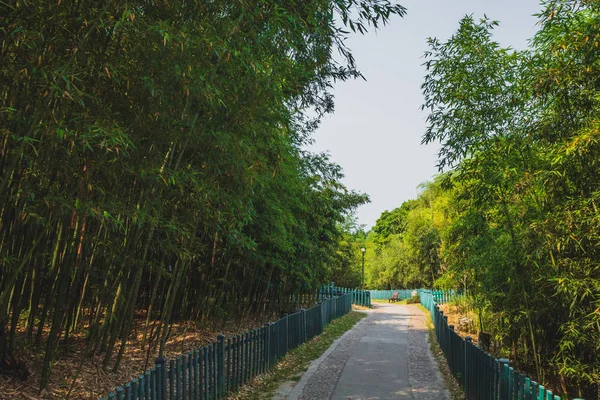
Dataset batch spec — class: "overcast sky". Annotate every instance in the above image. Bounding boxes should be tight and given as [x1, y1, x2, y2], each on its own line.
[309, 0, 542, 229]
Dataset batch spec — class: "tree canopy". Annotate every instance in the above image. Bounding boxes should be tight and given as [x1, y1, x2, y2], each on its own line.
[368, 2, 600, 397]
[0, 0, 405, 390]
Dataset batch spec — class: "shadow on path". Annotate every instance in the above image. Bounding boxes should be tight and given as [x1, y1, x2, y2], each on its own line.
[283, 303, 449, 400]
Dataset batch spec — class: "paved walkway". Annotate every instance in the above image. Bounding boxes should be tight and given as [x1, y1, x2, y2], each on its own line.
[277, 303, 449, 400]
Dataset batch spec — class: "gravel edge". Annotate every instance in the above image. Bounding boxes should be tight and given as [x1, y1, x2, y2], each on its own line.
[408, 306, 451, 400]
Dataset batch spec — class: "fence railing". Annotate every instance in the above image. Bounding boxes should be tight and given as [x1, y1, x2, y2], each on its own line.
[103, 292, 353, 399]
[429, 289, 460, 305]
[368, 289, 413, 300]
[367, 289, 459, 303]
[319, 283, 371, 307]
[418, 290, 583, 400]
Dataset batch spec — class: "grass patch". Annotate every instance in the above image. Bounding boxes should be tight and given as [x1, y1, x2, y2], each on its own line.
[227, 311, 367, 399]
[417, 305, 465, 400]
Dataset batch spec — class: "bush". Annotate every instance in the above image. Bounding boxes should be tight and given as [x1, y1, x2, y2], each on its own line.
[406, 295, 421, 304]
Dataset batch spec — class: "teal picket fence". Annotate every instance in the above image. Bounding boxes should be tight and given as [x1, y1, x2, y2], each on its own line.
[368, 289, 413, 300]
[367, 289, 459, 303]
[102, 292, 352, 399]
[430, 289, 460, 305]
[319, 283, 371, 307]
[418, 290, 584, 400]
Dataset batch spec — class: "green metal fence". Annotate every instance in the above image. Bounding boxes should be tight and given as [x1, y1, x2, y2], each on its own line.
[368, 289, 459, 303]
[430, 289, 460, 304]
[102, 292, 352, 399]
[419, 290, 584, 400]
[368, 289, 413, 300]
[319, 283, 371, 307]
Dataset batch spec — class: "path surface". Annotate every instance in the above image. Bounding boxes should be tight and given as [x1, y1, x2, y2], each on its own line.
[277, 303, 449, 400]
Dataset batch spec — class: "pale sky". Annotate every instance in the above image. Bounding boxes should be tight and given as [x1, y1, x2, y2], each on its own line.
[309, 0, 542, 229]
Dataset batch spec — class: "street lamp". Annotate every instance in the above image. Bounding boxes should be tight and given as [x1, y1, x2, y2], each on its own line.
[360, 247, 366, 290]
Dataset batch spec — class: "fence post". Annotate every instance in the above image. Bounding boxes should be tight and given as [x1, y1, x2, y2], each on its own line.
[284, 314, 289, 354]
[144, 371, 151, 399]
[217, 334, 225, 398]
[168, 360, 174, 400]
[132, 378, 139, 400]
[439, 312, 445, 348]
[270, 322, 276, 365]
[498, 358, 510, 400]
[448, 325, 454, 373]
[155, 357, 167, 400]
[124, 383, 131, 399]
[300, 309, 307, 344]
[264, 323, 271, 371]
[317, 301, 322, 334]
[508, 366, 515, 399]
[181, 355, 186, 400]
[465, 337, 471, 397]
[347, 293, 351, 313]
[538, 385, 546, 400]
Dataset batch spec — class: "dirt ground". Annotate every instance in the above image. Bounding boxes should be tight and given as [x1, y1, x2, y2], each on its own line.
[0, 314, 275, 400]
[437, 303, 480, 345]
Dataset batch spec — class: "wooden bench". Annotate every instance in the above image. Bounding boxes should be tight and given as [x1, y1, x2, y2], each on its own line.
[388, 292, 399, 303]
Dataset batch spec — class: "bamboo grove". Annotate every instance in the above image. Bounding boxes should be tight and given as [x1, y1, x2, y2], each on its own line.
[0, 0, 405, 389]
[366, 1, 600, 397]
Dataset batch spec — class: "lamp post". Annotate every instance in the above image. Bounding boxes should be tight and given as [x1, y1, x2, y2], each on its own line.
[360, 247, 366, 290]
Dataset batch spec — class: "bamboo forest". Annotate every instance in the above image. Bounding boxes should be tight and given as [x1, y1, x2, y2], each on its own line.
[1, 1, 600, 399]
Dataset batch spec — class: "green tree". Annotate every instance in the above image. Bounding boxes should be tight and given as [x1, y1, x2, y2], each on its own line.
[0, 0, 402, 391]
[418, 3, 600, 396]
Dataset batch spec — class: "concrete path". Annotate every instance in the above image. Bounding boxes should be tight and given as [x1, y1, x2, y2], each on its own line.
[278, 303, 449, 400]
